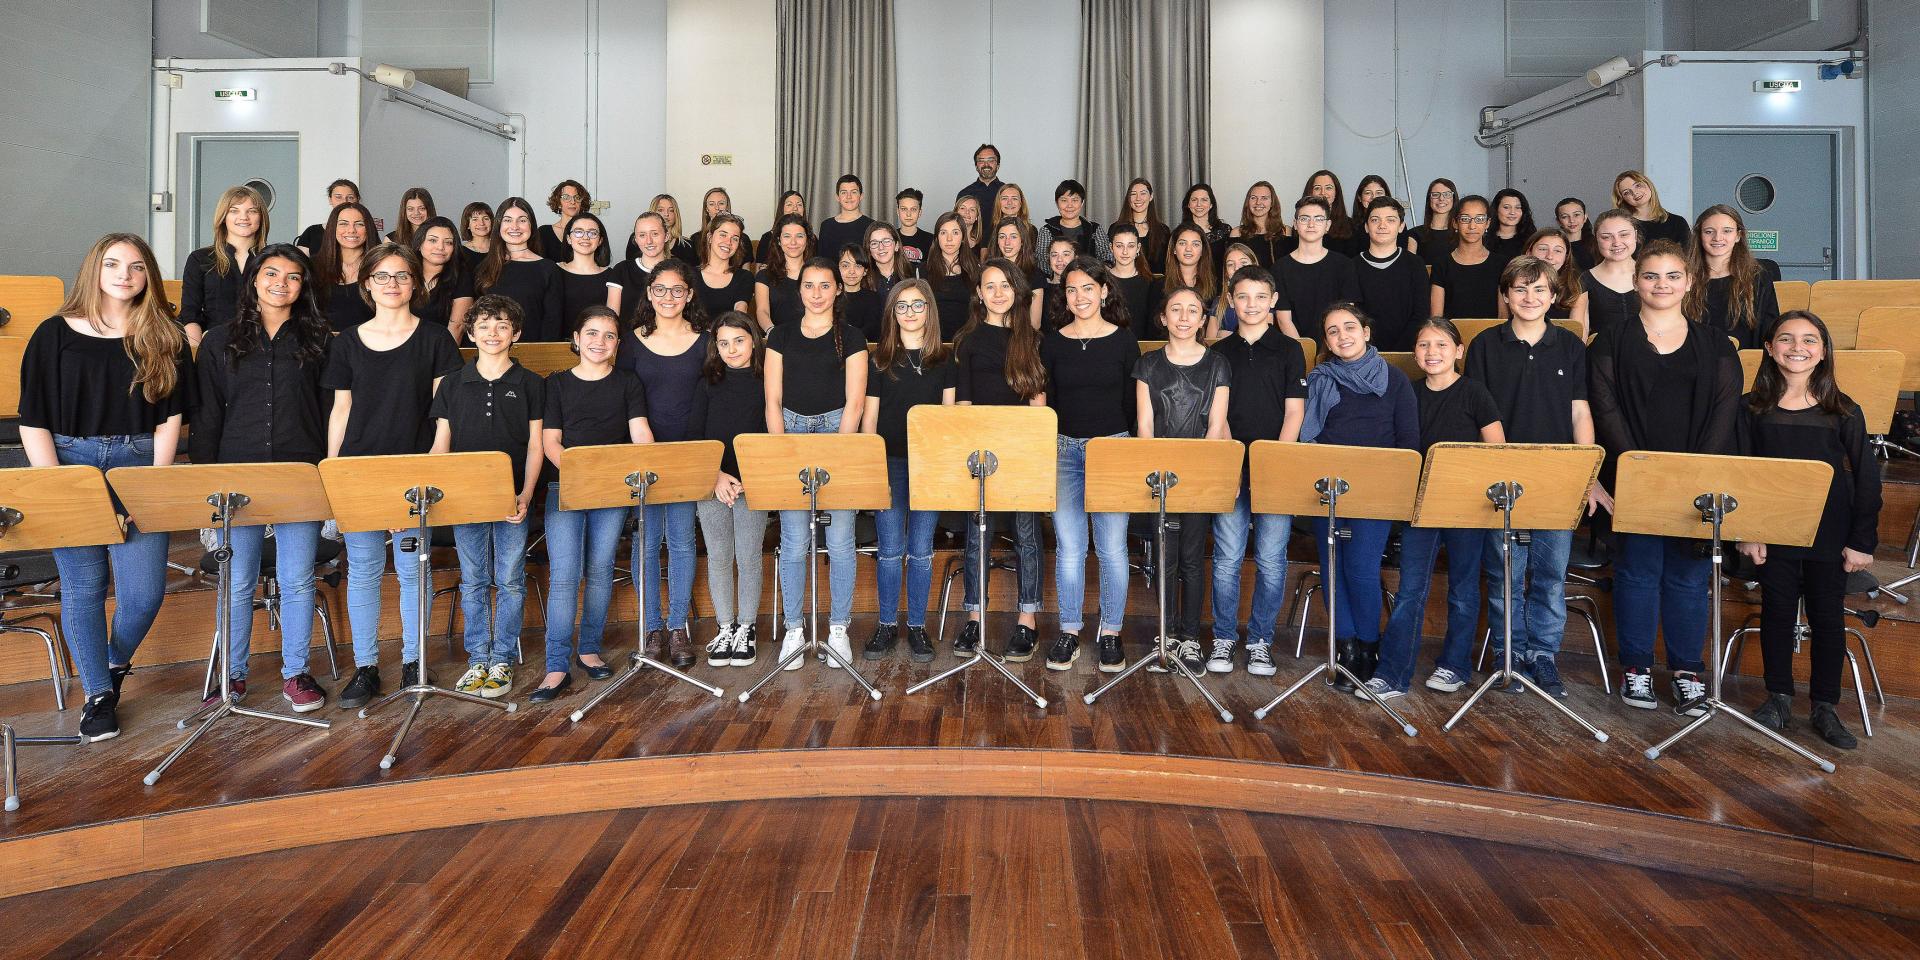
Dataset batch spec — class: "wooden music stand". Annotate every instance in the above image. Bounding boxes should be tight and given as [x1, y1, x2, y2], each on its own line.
[1247, 441, 1422, 735]
[110, 464, 338, 785]
[900, 406, 1057, 708]
[0, 466, 121, 810]
[1613, 451, 1836, 771]
[560, 440, 728, 722]
[732, 433, 891, 703]
[319, 451, 519, 770]
[1412, 444, 1610, 741]
[1078, 437, 1243, 721]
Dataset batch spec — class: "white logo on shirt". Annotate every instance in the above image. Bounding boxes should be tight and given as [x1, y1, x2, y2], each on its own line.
[504, 390, 518, 398]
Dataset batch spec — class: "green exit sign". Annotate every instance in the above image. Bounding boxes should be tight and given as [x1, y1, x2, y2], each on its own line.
[1747, 230, 1780, 253]
[213, 88, 256, 102]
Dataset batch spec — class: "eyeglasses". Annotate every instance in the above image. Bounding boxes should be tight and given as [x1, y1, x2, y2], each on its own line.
[559, 194, 583, 203]
[1429, 191, 1455, 199]
[649, 284, 691, 299]
[893, 301, 930, 315]
[1457, 216, 1490, 225]
[1295, 215, 1329, 225]
[369, 271, 413, 285]
[569, 229, 601, 239]
[869, 238, 895, 247]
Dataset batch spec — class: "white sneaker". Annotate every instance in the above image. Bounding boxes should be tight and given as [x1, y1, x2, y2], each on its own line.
[705, 624, 737, 667]
[1246, 643, 1276, 677]
[1355, 677, 1405, 702]
[826, 624, 853, 669]
[1425, 667, 1466, 693]
[1206, 638, 1235, 673]
[780, 627, 806, 671]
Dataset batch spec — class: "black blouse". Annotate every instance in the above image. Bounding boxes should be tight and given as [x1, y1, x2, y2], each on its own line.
[690, 366, 765, 477]
[17, 319, 193, 438]
[323, 282, 374, 332]
[191, 321, 327, 464]
[1737, 401, 1881, 559]
[693, 268, 756, 319]
[755, 268, 804, 329]
[178, 244, 248, 332]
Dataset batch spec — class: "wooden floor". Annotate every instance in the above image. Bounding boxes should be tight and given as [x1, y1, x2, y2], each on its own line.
[5, 797, 1918, 960]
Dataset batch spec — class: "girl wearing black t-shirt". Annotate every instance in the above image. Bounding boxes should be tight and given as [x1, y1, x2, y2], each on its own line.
[1489, 189, 1536, 257]
[1301, 171, 1358, 257]
[1686, 204, 1780, 350]
[693, 313, 769, 667]
[837, 244, 885, 342]
[1735, 311, 1876, 749]
[1374, 318, 1503, 701]
[1555, 198, 1597, 269]
[863, 220, 914, 290]
[622, 259, 710, 671]
[1112, 178, 1171, 271]
[1583, 209, 1641, 344]
[949, 259, 1049, 658]
[1161, 224, 1219, 340]
[460, 202, 493, 267]
[754, 213, 812, 332]
[1106, 222, 1156, 341]
[860, 279, 955, 662]
[1613, 170, 1691, 247]
[532, 306, 652, 703]
[694, 213, 754, 318]
[990, 219, 1046, 328]
[312, 201, 375, 331]
[1408, 178, 1457, 260]
[556, 212, 614, 332]
[756, 190, 806, 265]
[180, 184, 267, 346]
[1428, 196, 1505, 320]
[194, 244, 335, 712]
[765, 258, 870, 669]
[19, 234, 191, 740]
[388, 187, 435, 246]
[1230, 180, 1290, 268]
[475, 198, 565, 342]
[924, 212, 977, 342]
[613, 212, 671, 311]
[412, 217, 474, 338]
[323, 242, 464, 711]
[1590, 242, 1741, 715]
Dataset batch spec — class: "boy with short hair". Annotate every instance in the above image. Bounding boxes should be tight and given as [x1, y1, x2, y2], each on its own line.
[430, 294, 546, 699]
[1036, 179, 1110, 261]
[817, 173, 875, 259]
[895, 188, 932, 267]
[1354, 196, 1430, 351]
[1273, 196, 1360, 338]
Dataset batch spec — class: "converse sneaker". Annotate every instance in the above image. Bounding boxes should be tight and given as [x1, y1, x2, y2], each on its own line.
[707, 624, 738, 667]
[1045, 633, 1080, 671]
[481, 663, 513, 700]
[779, 627, 806, 671]
[1672, 671, 1708, 717]
[1621, 668, 1656, 709]
[1354, 677, 1405, 702]
[1531, 657, 1567, 698]
[863, 622, 899, 660]
[79, 691, 120, 742]
[339, 665, 381, 709]
[1246, 642, 1277, 677]
[730, 624, 759, 666]
[904, 627, 933, 663]
[1206, 638, 1235, 674]
[1425, 667, 1467, 693]
[283, 674, 326, 712]
[1174, 638, 1205, 675]
[1097, 634, 1126, 673]
[825, 624, 854, 669]
[454, 664, 488, 695]
[401, 661, 430, 688]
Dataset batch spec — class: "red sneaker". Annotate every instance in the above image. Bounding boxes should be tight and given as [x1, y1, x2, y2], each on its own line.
[202, 678, 246, 708]
[282, 674, 326, 713]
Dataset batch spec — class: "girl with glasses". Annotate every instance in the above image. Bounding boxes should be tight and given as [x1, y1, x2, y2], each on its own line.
[556, 211, 615, 334]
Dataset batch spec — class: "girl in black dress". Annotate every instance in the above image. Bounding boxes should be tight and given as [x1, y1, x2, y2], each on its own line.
[1489, 188, 1536, 257]
[1231, 180, 1291, 267]
[539, 180, 591, 259]
[389, 187, 435, 246]
[694, 213, 755, 317]
[1583, 208, 1642, 344]
[923, 212, 976, 342]
[1408, 178, 1457, 259]
[180, 184, 267, 346]
[474, 198, 565, 342]
[1112, 177, 1171, 270]
[1686, 204, 1780, 349]
[1613, 170, 1691, 247]
[312, 201, 375, 331]
[410, 216, 473, 338]
[754, 213, 812, 332]
[556, 211, 614, 331]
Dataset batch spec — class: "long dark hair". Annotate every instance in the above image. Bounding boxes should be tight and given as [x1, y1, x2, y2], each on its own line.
[924, 212, 976, 283]
[393, 187, 436, 246]
[1491, 188, 1537, 241]
[1107, 221, 1155, 281]
[1302, 171, 1353, 242]
[798, 256, 848, 360]
[409, 216, 464, 300]
[476, 197, 538, 293]
[1350, 175, 1391, 225]
[560, 212, 611, 268]
[1748, 310, 1852, 417]
[632, 258, 709, 337]
[702, 310, 763, 383]
[875, 278, 952, 377]
[312, 201, 375, 290]
[954, 258, 1045, 400]
[1238, 181, 1284, 240]
[1423, 178, 1458, 230]
[1046, 255, 1131, 330]
[766, 213, 815, 288]
[1162, 223, 1217, 301]
[228, 244, 330, 369]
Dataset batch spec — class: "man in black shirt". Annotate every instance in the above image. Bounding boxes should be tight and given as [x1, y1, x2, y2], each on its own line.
[817, 174, 875, 259]
[957, 144, 1003, 217]
[1207, 265, 1306, 677]
[1355, 197, 1430, 351]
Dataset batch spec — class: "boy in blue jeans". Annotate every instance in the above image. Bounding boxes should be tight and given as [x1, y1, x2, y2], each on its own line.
[430, 295, 546, 698]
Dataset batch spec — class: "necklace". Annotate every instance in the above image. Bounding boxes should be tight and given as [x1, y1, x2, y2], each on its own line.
[905, 347, 923, 376]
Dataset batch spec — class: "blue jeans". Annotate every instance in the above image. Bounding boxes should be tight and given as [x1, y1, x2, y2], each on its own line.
[1309, 516, 1391, 644]
[1211, 484, 1291, 644]
[637, 500, 696, 631]
[778, 408, 857, 628]
[1378, 526, 1483, 692]
[1612, 532, 1710, 672]
[962, 510, 1043, 614]
[1482, 527, 1571, 664]
[49, 434, 169, 698]
[876, 456, 937, 628]
[1053, 435, 1131, 634]
[453, 519, 528, 666]
[344, 529, 423, 667]
[223, 520, 322, 681]
[542, 482, 625, 674]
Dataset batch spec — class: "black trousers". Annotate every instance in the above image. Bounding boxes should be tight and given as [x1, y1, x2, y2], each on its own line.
[1757, 555, 1847, 705]
[1157, 513, 1209, 639]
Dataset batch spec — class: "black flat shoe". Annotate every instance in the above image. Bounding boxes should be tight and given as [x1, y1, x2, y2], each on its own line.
[529, 673, 574, 703]
[576, 658, 615, 681]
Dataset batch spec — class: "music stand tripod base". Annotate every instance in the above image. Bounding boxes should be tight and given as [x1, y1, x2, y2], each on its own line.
[4, 722, 84, 811]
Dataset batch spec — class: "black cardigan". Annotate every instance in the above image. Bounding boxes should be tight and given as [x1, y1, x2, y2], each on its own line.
[1589, 316, 1742, 466]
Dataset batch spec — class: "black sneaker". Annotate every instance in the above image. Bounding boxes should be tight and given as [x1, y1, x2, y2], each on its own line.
[1531, 657, 1567, 698]
[1671, 671, 1708, 717]
[1046, 633, 1080, 671]
[402, 661, 429, 688]
[1809, 702, 1857, 750]
[79, 691, 119, 742]
[1621, 668, 1656, 710]
[1752, 692, 1792, 732]
[954, 619, 981, 658]
[864, 622, 899, 660]
[1097, 634, 1126, 673]
[1174, 637, 1206, 675]
[905, 627, 934, 663]
[339, 665, 382, 710]
[1004, 624, 1038, 662]
[730, 624, 759, 666]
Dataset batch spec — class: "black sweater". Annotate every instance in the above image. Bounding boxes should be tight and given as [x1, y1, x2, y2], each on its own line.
[690, 365, 766, 478]
[1737, 400, 1881, 560]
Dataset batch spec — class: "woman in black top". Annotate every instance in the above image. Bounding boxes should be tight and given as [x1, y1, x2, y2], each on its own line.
[863, 220, 915, 290]
[555, 211, 614, 333]
[388, 187, 435, 246]
[1408, 178, 1457, 260]
[692, 313, 770, 667]
[694, 213, 755, 318]
[1302, 171, 1360, 257]
[1686, 204, 1780, 349]
[459, 201, 493, 269]
[1180, 183, 1232, 266]
[1736, 310, 1877, 749]
[837, 244, 885, 342]
[611, 212, 671, 322]
[756, 190, 805, 265]
[653, 194, 698, 263]
[1488, 189, 1536, 257]
[538, 180, 591, 260]
[1590, 241, 1741, 715]
[1428, 196, 1507, 320]
[411, 217, 474, 338]
[1231, 180, 1293, 268]
[948, 258, 1048, 657]
[754, 213, 812, 332]
[1159, 223, 1218, 340]
[923, 212, 976, 342]
[1555, 198, 1597, 269]
[323, 242, 464, 711]
[1040, 257, 1138, 671]
[764, 258, 869, 667]
[860, 279, 955, 661]
[1106, 222, 1156, 340]
[298, 178, 359, 252]
[474, 198, 565, 342]
[193, 244, 333, 711]
[1583, 208, 1642, 343]
[1356, 197, 1429, 350]
[1111, 178, 1171, 270]
[312, 201, 376, 331]
[18, 233, 191, 740]
[1349, 176, 1391, 232]
[1614, 170, 1690, 247]
[180, 184, 267, 346]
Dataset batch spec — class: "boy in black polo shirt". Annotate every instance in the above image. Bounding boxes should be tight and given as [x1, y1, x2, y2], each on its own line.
[1463, 257, 1608, 697]
[1208, 265, 1307, 676]
[431, 294, 546, 700]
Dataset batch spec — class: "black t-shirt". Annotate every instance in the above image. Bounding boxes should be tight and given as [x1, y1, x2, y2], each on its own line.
[866, 349, 955, 457]
[953, 322, 1024, 407]
[843, 289, 886, 343]
[417, 269, 475, 330]
[816, 215, 875, 260]
[1040, 326, 1137, 438]
[766, 321, 867, 416]
[1408, 224, 1455, 260]
[557, 268, 613, 334]
[1429, 250, 1511, 320]
[1211, 328, 1307, 447]
[1464, 321, 1588, 444]
[898, 229, 933, 268]
[298, 223, 325, 251]
[1354, 249, 1430, 351]
[690, 366, 765, 477]
[1108, 273, 1156, 337]
[429, 359, 546, 490]
[609, 258, 657, 326]
[323, 282, 374, 331]
[1636, 213, 1691, 248]
[1583, 269, 1639, 344]
[1134, 348, 1231, 439]
[755, 268, 805, 329]
[927, 270, 972, 342]
[481, 258, 566, 342]
[1703, 274, 1780, 349]
[694, 268, 756, 319]
[1415, 377, 1502, 449]
[617, 331, 707, 442]
[542, 367, 648, 469]
[17, 319, 193, 437]
[1272, 252, 1361, 335]
[321, 320, 463, 457]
